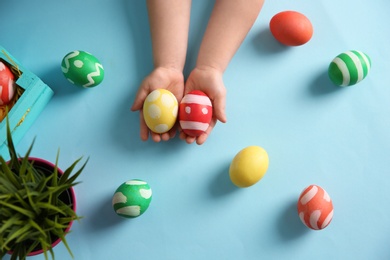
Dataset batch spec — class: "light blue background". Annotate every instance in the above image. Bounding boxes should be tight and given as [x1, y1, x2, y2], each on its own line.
[1, 0, 390, 259]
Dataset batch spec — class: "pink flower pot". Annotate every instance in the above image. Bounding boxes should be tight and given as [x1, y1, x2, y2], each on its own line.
[7, 157, 76, 257]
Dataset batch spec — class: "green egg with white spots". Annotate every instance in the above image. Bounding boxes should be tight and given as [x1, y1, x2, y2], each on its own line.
[112, 179, 152, 218]
[61, 50, 104, 88]
[328, 50, 371, 87]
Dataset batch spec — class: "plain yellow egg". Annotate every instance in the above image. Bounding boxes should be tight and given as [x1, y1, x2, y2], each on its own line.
[143, 89, 178, 134]
[229, 146, 269, 188]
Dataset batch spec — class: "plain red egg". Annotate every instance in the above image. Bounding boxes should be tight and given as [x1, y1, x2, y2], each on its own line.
[270, 11, 313, 46]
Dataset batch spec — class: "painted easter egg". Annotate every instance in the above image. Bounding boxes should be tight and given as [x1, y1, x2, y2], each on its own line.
[143, 89, 178, 134]
[328, 50, 371, 87]
[112, 179, 152, 218]
[0, 61, 16, 105]
[270, 11, 313, 46]
[61, 50, 104, 88]
[229, 146, 269, 188]
[179, 90, 212, 137]
[297, 185, 334, 230]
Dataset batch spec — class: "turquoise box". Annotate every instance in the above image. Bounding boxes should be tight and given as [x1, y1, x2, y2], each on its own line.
[0, 45, 54, 158]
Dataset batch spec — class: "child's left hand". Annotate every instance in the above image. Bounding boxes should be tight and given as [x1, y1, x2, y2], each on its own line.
[180, 66, 227, 145]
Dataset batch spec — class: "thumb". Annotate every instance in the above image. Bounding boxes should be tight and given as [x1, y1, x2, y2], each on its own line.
[131, 85, 149, 111]
[212, 95, 227, 123]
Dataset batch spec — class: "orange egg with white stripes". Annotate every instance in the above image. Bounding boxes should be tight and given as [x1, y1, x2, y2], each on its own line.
[179, 90, 212, 137]
[297, 185, 334, 230]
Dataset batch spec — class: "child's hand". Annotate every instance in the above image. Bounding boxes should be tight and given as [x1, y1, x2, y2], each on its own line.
[131, 67, 184, 142]
[180, 66, 227, 145]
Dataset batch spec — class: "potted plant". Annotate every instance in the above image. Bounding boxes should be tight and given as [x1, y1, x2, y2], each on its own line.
[0, 117, 87, 260]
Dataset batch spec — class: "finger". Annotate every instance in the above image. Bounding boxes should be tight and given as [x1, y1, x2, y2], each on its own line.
[172, 89, 184, 104]
[179, 130, 186, 140]
[151, 132, 162, 142]
[185, 136, 196, 144]
[161, 132, 171, 141]
[178, 128, 196, 144]
[168, 128, 177, 139]
[131, 83, 150, 111]
[212, 95, 227, 123]
[139, 110, 149, 141]
[196, 118, 217, 145]
[196, 132, 208, 145]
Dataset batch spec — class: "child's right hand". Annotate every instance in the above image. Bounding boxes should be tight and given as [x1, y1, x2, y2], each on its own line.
[131, 67, 185, 142]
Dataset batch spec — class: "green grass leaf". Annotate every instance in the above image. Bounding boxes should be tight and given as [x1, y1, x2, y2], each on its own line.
[3, 223, 32, 248]
[0, 200, 35, 218]
[0, 157, 21, 190]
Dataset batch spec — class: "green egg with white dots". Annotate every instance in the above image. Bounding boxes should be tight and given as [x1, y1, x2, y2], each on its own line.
[112, 179, 152, 218]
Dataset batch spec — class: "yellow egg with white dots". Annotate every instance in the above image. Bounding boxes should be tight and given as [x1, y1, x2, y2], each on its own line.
[143, 89, 178, 133]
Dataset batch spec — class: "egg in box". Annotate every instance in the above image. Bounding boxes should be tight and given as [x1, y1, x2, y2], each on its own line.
[143, 89, 178, 134]
[0, 46, 54, 158]
[0, 60, 17, 106]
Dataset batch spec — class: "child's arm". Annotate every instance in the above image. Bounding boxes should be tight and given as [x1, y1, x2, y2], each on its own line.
[146, 0, 192, 71]
[197, 0, 264, 73]
[132, 0, 191, 142]
[182, 0, 264, 145]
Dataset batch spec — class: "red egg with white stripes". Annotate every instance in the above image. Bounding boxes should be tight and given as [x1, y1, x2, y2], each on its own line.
[0, 61, 16, 105]
[179, 90, 212, 137]
[297, 185, 334, 230]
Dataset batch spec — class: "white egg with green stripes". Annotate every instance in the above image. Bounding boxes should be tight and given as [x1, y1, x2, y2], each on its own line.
[328, 50, 371, 87]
